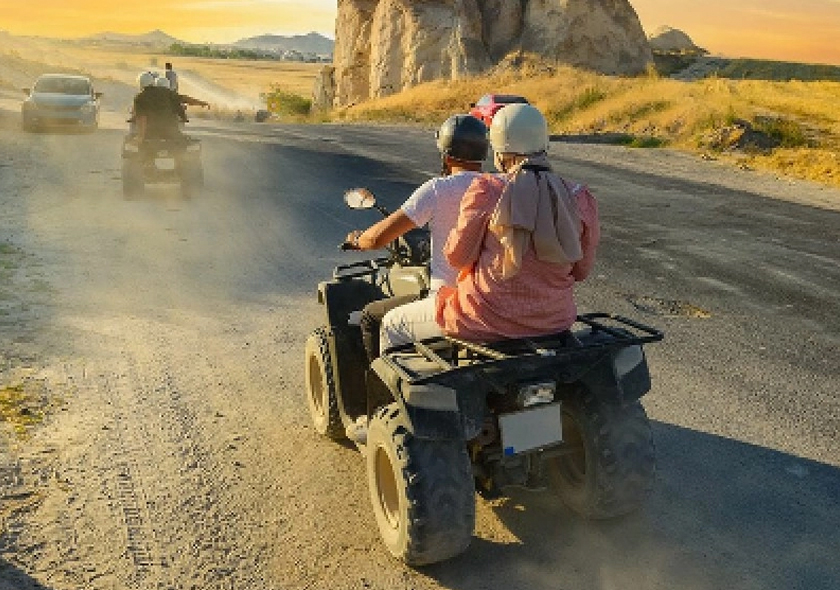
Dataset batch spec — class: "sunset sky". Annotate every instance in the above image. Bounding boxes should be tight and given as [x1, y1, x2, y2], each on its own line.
[1, 0, 839, 66]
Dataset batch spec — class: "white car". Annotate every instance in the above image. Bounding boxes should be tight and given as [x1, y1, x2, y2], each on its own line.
[22, 74, 102, 132]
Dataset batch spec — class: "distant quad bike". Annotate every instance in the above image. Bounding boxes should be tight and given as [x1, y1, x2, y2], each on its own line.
[305, 189, 664, 566]
[121, 134, 203, 199]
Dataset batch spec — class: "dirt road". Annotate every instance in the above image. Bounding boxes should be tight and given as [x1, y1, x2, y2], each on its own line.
[1, 105, 839, 590]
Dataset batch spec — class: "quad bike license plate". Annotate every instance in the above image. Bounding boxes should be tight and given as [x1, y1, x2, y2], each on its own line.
[498, 402, 562, 456]
[155, 154, 176, 170]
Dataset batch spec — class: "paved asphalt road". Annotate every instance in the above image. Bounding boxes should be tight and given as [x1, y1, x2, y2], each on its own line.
[1, 114, 838, 589]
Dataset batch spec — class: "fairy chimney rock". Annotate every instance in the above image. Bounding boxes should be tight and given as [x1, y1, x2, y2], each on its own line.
[320, 0, 653, 109]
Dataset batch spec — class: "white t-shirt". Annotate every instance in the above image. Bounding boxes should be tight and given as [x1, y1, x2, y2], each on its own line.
[401, 171, 481, 290]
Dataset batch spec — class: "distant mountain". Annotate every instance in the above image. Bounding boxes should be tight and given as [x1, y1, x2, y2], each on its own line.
[79, 29, 181, 48]
[233, 32, 333, 55]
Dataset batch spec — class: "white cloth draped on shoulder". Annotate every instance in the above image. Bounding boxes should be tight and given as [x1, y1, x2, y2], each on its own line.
[488, 153, 583, 279]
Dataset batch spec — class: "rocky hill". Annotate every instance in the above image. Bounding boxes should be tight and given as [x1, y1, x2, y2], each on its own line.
[319, 0, 652, 109]
[77, 29, 181, 50]
[648, 26, 706, 54]
[234, 32, 333, 56]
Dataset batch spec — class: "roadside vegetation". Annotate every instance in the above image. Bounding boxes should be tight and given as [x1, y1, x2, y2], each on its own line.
[311, 55, 840, 188]
[169, 43, 282, 61]
[263, 84, 312, 118]
[0, 242, 56, 443]
[0, 383, 47, 440]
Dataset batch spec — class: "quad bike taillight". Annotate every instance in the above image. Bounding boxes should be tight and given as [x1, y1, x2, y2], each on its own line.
[516, 381, 556, 408]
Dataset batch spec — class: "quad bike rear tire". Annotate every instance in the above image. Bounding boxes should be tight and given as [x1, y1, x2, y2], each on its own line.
[121, 158, 145, 198]
[304, 327, 345, 440]
[179, 156, 204, 199]
[547, 390, 655, 519]
[367, 403, 475, 566]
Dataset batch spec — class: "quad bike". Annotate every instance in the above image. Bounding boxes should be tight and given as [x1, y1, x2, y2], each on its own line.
[304, 189, 664, 566]
[121, 126, 203, 199]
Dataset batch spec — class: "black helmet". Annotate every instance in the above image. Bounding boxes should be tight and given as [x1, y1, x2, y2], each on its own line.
[436, 114, 489, 162]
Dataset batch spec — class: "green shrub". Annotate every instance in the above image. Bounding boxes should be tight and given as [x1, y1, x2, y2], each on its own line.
[752, 116, 810, 148]
[265, 86, 311, 116]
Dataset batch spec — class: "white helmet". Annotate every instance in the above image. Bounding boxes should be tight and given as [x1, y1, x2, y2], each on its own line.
[489, 103, 549, 155]
[137, 71, 155, 89]
[154, 76, 170, 89]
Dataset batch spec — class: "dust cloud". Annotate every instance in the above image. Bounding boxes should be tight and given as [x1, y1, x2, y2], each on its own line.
[0, 34, 271, 128]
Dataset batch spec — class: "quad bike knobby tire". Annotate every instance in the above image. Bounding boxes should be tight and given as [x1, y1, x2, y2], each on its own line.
[121, 158, 145, 198]
[547, 389, 655, 519]
[367, 403, 475, 566]
[304, 327, 345, 440]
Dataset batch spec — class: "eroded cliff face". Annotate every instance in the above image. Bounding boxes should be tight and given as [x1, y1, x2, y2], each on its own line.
[324, 0, 652, 108]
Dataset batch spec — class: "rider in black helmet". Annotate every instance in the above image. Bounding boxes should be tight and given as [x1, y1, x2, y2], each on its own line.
[435, 113, 490, 175]
[342, 113, 488, 441]
[345, 114, 488, 363]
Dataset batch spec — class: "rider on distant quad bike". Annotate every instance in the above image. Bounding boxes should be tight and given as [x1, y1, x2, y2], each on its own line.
[131, 71, 209, 141]
[122, 72, 207, 198]
[132, 71, 184, 141]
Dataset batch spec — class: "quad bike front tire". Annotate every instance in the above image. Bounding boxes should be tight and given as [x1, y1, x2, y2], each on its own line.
[304, 327, 345, 440]
[367, 403, 475, 566]
[547, 389, 655, 519]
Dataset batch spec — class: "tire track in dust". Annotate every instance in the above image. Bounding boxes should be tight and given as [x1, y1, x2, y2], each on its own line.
[97, 317, 271, 588]
[99, 356, 169, 588]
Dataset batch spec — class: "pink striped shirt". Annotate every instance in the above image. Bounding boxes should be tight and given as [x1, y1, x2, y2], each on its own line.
[435, 173, 600, 342]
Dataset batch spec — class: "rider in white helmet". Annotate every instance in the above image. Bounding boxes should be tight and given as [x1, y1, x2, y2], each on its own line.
[435, 103, 602, 342]
[132, 70, 184, 141]
[137, 71, 156, 89]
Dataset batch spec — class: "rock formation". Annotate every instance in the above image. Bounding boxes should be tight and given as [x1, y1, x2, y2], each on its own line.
[648, 26, 706, 54]
[320, 0, 653, 108]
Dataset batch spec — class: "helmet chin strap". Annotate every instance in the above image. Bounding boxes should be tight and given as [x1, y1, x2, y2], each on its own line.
[441, 156, 452, 177]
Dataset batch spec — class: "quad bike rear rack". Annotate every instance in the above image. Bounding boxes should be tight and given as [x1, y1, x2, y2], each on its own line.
[378, 313, 664, 389]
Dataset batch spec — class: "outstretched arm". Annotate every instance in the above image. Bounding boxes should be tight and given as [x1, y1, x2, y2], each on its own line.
[179, 94, 210, 108]
[346, 210, 417, 251]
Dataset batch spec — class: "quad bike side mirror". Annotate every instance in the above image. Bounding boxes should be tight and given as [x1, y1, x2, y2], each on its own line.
[344, 188, 376, 210]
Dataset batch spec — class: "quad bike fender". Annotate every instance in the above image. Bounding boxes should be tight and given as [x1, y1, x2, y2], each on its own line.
[371, 356, 486, 441]
[578, 344, 652, 405]
[316, 278, 383, 328]
[317, 278, 385, 419]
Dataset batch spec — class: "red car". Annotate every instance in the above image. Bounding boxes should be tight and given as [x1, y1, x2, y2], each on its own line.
[469, 93, 530, 127]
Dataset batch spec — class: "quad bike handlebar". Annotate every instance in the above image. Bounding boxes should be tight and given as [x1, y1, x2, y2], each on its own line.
[340, 188, 431, 267]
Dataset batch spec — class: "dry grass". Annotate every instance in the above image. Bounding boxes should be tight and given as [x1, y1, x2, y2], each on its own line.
[332, 61, 840, 187]
[0, 384, 43, 440]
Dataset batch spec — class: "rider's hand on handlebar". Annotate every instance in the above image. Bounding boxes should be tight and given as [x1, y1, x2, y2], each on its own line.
[341, 230, 363, 251]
